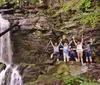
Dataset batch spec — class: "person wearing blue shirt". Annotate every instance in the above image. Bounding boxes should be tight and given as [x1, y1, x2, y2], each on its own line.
[61, 41, 72, 62]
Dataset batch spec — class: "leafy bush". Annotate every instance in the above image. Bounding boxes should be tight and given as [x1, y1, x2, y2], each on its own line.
[75, 0, 91, 11]
[63, 76, 99, 85]
[55, 0, 100, 28]
[63, 76, 87, 85]
[73, 7, 100, 28]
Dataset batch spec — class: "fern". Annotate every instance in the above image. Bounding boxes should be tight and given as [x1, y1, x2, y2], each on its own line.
[75, 0, 91, 11]
[63, 76, 99, 85]
[55, 0, 91, 14]
[73, 7, 100, 28]
[55, 0, 100, 28]
[55, 0, 79, 15]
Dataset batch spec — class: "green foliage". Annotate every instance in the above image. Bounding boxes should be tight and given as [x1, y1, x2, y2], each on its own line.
[73, 7, 100, 28]
[55, 0, 77, 14]
[0, 0, 17, 5]
[56, 0, 91, 14]
[0, 0, 5, 5]
[80, 82, 99, 85]
[0, 63, 4, 68]
[63, 76, 99, 85]
[54, 63, 70, 79]
[55, 0, 100, 28]
[29, 0, 39, 4]
[63, 76, 87, 85]
[75, 0, 91, 11]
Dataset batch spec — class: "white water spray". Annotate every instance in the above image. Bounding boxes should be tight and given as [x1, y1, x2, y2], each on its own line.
[10, 66, 23, 85]
[0, 14, 23, 85]
[0, 14, 11, 64]
[0, 65, 11, 85]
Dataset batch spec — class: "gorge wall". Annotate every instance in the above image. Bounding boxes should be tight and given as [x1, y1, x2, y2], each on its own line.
[11, 6, 100, 64]
[6, 4, 100, 85]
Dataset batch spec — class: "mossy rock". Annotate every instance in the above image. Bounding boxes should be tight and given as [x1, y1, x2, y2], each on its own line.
[24, 82, 35, 85]
[0, 63, 4, 68]
[24, 75, 62, 85]
[56, 62, 70, 77]
[34, 75, 62, 85]
[47, 62, 70, 79]
[0, 63, 6, 71]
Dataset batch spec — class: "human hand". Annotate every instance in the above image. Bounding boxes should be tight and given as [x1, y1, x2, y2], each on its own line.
[60, 39, 62, 42]
[72, 36, 75, 39]
[82, 35, 83, 38]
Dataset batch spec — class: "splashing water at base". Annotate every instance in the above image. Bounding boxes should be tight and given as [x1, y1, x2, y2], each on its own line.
[0, 65, 11, 85]
[0, 14, 23, 85]
[10, 66, 23, 85]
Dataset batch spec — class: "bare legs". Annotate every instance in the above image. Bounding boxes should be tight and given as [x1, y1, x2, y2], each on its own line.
[86, 56, 92, 63]
[77, 51, 83, 64]
[50, 52, 59, 61]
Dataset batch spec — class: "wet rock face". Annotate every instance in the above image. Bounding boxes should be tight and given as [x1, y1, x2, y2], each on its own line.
[12, 31, 52, 64]
[12, 7, 100, 64]
[10, 6, 100, 84]
[18, 63, 41, 83]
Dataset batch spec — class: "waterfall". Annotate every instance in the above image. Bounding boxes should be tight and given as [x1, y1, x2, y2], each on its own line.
[0, 14, 11, 64]
[10, 66, 23, 85]
[0, 14, 23, 85]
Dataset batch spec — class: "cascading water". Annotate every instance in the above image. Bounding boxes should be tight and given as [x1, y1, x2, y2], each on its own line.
[10, 66, 23, 85]
[0, 14, 23, 85]
[0, 14, 11, 64]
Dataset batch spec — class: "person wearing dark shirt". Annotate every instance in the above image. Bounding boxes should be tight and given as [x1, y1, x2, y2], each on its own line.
[69, 46, 78, 61]
[85, 42, 92, 63]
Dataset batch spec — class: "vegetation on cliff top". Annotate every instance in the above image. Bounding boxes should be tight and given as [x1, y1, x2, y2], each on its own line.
[0, 0, 100, 28]
[55, 0, 100, 28]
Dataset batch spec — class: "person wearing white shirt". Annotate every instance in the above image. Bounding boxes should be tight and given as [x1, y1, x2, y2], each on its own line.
[72, 36, 84, 64]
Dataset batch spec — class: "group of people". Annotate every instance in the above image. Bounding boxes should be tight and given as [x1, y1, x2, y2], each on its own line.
[50, 36, 92, 65]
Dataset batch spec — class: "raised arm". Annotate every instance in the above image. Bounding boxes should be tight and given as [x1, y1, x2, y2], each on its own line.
[58, 39, 62, 47]
[68, 41, 72, 47]
[81, 35, 83, 44]
[50, 40, 54, 47]
[72, 36, 77, 46]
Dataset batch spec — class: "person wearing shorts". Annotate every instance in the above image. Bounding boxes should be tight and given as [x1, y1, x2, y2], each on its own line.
[69, 47, 78, 61]
[72, 36, 84, 65]
[50, 39, 62, 61]
[85, 42, 92, 63]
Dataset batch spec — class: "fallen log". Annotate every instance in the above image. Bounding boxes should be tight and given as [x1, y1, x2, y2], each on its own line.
[0, 21, 19, 37]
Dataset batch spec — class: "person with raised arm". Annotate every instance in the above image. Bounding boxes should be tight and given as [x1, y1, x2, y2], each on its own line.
[72, 35, 84, 64]
[61, 40, 72, 62]
[69, 46, 78, 61]
[50, 39, 62, 61]
[85, 42, 92, 63]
